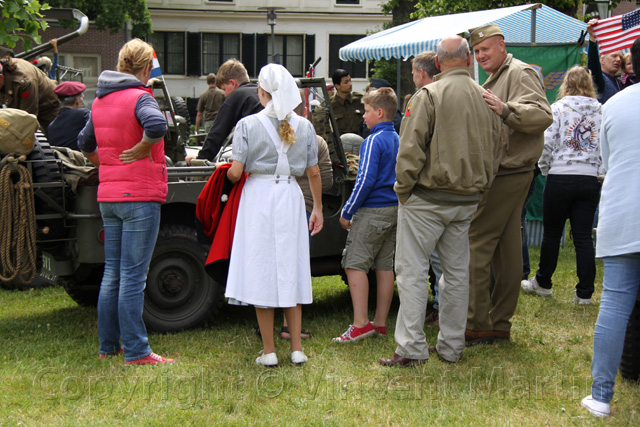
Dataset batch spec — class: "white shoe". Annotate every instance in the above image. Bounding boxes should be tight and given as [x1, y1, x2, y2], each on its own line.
[255, 351, 278, 367]
[291, 350, 308, 365]
[581, 395, 611, 418]
[573, 294, 592, 305]
[520, 276, 552, 296]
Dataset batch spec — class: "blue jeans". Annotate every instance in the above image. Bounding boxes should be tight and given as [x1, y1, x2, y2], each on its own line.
[591, 254, 640, 403]
[535, 175, 599, 298]
[98, 202, 161, 361]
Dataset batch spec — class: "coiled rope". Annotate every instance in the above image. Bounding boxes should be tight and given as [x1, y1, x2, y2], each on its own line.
[0, 158, 38, 283]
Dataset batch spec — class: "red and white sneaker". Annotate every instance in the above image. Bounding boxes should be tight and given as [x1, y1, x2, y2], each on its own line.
[332, 322, 376, 343]
[126, 352, 175, 366]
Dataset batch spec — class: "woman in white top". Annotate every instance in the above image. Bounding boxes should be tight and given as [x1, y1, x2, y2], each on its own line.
[225, 64, 323, 367]
[521, 66, 602, 304]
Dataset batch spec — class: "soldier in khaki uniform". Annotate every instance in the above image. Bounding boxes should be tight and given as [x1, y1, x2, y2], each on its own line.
[195, 73, 225, 133]
[0, 57, 59, 133]
[330, 69, 364, 136]
[465, 25, 553, 345]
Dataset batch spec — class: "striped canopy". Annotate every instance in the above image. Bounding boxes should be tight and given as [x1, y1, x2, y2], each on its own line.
[339, 4, 587, 61]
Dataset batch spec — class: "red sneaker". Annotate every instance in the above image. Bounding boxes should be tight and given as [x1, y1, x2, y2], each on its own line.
[374, 325, 387, 336]
[99, 348, 124, 359]
[332, 322, 375, 343]
[125, 352, 175, 366]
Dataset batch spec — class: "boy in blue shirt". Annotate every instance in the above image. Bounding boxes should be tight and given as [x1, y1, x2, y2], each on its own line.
[333, 87, 399, 343]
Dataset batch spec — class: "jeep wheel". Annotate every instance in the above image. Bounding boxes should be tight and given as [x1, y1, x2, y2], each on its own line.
[60, 264, 103, 307]
[620, 299, 640, 381]
[171, 96, 191, 127]
[28, 132, 66, 246]
[144, 224, 223, 332]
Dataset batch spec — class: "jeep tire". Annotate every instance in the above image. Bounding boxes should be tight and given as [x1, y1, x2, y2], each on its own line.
[143, 224, 223, 332]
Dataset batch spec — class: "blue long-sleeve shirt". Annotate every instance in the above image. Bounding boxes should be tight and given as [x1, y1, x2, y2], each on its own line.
[588, 41, 622, 104]
[341, 121, 399, 220]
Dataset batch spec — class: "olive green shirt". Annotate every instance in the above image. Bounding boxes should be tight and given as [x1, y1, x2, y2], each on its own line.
[0, 58, 59, 131]
[483, 54, 553, 174]
[331, 92, 364, 136]
[197, 86, 226, 122]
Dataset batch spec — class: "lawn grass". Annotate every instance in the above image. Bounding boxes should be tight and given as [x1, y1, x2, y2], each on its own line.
[1, 242, 639, 426]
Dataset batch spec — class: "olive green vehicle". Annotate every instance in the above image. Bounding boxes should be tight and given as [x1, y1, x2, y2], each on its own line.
[22, 77, 354, 332]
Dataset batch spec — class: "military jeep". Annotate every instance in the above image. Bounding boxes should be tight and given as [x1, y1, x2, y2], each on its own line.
[12, 77, 353, 332]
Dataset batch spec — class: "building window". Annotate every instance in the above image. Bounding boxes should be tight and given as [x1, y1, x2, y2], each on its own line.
[268, 35, 304, 77]
[202, 33, 240, 74]
[329, 34, 368, 79]
[336, 0, 360, 4]
[148, 31, 185, 75]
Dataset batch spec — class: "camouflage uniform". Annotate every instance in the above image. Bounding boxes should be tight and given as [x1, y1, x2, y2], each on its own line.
[0, 58, 59, 132]
[331, 92, 364, 136]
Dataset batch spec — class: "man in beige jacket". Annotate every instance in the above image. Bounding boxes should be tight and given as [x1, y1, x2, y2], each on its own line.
[379, 36, 503, 366]
[465, 24, 553, 345]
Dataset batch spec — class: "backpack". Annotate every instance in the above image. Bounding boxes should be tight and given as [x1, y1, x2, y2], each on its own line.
[0, 108, 39, 156]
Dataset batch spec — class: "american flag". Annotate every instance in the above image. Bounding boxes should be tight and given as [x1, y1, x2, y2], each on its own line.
[593, 9, 640, 55]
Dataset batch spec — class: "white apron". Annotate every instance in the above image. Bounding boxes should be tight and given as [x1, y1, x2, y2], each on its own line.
[225, 113, 313, 308]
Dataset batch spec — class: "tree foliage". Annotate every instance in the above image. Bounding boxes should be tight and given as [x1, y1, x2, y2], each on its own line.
[47, 0, 152, 38]
[0, 0, 51, 50]
[370, 0, 419, 98]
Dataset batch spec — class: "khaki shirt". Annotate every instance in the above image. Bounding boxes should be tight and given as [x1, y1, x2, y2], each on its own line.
[197, 86, 226, 122]
[483, 54, 553, 173]
[0, 58, 59, 131]
[395, 67, 504, 203]
[331, 92, 364, 136]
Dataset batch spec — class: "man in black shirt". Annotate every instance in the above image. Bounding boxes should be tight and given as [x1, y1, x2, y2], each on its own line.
[186, 59, 262, 164]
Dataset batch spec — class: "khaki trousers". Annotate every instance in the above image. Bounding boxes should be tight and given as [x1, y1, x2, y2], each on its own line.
[467, 172, 533, 332]
[394, 195, 478, 362]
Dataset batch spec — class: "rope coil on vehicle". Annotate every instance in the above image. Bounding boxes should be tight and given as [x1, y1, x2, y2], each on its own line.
[0, 155, 38, 283]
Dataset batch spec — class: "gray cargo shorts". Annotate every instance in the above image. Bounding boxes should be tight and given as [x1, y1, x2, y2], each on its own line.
[341, 205, 398, 272]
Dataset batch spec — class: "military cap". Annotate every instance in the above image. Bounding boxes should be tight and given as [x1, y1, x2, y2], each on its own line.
[468, 24, 504, 48]
[54, 81, 86, 98]
[369, 78, 393, 89]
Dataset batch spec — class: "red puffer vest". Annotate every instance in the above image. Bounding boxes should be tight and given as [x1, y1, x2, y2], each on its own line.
[92, 87, 167, 202]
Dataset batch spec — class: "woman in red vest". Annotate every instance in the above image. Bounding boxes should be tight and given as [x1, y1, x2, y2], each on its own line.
[78, 39, 173, 365]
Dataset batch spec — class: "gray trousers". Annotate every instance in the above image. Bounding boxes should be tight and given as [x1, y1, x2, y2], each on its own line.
[394, 195, 478, 362]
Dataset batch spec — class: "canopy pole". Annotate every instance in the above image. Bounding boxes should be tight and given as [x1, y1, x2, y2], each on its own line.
[397, 60, 401, 100]
[530, 7, 537, 44]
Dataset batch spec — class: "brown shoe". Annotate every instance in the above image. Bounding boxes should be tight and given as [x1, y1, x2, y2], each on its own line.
[428, 345, 455, 363]
[492, 330, 510, 342]
[464, 329, 495, 346]
[378, 352, 427, 367]
[424, 310, 439, 328]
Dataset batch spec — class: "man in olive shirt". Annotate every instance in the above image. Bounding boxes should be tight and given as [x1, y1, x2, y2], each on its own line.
[0, 57, 59, 133]
[465, 24, 553, 345]
[195, 73, 225, 133]
[330, 69, 364, 136]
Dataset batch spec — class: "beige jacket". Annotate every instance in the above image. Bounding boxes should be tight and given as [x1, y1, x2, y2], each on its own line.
[483, 54, 553, 174]
[395, 67, 503, 204]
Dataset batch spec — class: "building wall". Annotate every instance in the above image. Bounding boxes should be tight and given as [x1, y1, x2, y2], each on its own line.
[13, 23, 125, 103]
[148, 0, 390, 97]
